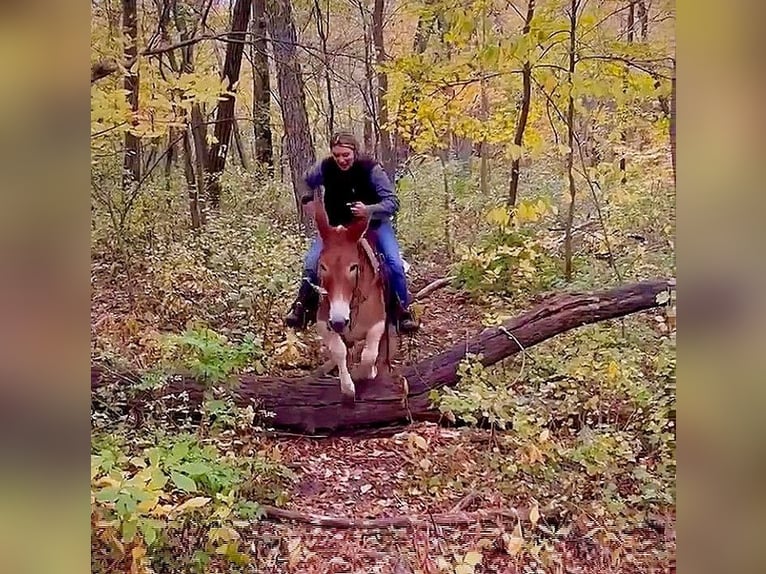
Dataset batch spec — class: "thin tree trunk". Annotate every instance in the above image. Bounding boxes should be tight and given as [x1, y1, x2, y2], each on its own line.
[478, 5, 490, 196]
[619, 1, 636, 185]
[563, 0, 578, 282]
[173, 0, 207, 226]
[508, 0, 535, 207]
[122, 0, 141, 191]
[164, 128, 175, 189]
[232, 118, 251, 170]
[268, 0, 316, 226]
[439, 154, 453, 257]
[252, 0, 274, 168]
[670, 61, 676, 185]
[206, 0, 252, 210]
[372, 0, 395, 179]
[190, 103, 208, 223]
[637, 0, 648, 40]
[357, 0, 378, 156]
[182, 129, 202, 229]
[313, 0, 335, 138]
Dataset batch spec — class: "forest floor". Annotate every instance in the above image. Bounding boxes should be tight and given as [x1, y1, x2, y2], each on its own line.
[233, 421, 675, 574]
[91, 257, 675, 574]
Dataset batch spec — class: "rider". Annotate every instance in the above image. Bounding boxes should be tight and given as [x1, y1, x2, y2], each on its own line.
[284, 130, 419, 334]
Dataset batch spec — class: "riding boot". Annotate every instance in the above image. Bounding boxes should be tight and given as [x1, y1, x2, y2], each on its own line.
[284, 279, 319, 330]
[398, 308, 420, 334]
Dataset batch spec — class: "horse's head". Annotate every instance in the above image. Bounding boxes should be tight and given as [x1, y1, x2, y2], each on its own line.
[314, 196, 370, 333]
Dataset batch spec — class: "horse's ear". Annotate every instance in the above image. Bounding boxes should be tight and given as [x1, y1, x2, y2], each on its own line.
[346, 212, 370, 243]
[313, 190, 331, 240]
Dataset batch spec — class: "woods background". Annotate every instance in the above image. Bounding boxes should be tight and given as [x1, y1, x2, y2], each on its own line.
[90, 1, 676, 573]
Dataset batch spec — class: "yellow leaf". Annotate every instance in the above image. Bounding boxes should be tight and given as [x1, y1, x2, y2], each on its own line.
[508, 143, 523, 161]
[503, 523, 524, 556]
[539, 429, 550, 442]
[173, 496, 211, 514]
[410, 433, 428, 450]
[606, 361, 620, 380]
[136, 496, 159, 513]
[486, 206, 510, 227]
[463, 550, 483, 565]
[529, 504, 540, 526]
[455, 564, 475, 574]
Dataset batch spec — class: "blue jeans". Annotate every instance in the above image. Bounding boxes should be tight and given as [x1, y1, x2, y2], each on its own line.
[304, 221, 410, 307]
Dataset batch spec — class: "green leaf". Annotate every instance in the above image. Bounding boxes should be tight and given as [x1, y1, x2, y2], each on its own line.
[171, 471, 197, 493]
[147, 448, 161, 468]
[179, 461, 211, 476]
[140, 520, 157, 546]
[95, 486, 121, 503]
[171, 441, 190, 460]
[122, 518, 138, 542]
[147, 468, 168, 491]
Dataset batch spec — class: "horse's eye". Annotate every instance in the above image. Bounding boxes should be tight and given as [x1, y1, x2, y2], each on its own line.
[319, 263, 328, 274]
[349, 263, 359, 273]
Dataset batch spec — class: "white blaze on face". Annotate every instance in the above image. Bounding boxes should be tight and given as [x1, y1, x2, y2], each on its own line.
[329, 296, 351, 326]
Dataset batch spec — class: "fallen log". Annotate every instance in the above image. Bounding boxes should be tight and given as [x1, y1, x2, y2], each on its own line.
[92, 278, 673, 434]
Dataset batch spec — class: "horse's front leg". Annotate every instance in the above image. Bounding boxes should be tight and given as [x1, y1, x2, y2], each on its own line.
[318, 323, 355, 400]
[358, 320, 386, 380]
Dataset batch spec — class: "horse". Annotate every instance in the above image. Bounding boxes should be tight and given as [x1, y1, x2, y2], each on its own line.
[310, 196, 394, 402]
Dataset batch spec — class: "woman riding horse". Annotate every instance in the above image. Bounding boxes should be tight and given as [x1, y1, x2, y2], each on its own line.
[284, 131, 419, 334]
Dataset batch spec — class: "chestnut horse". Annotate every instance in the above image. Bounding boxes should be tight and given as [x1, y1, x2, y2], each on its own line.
[311, 197, 392, 401]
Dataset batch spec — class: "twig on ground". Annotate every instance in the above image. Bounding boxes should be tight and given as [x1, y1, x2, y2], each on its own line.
[450, 491, 481, 513]
[259, 504, 523, 529]
[413, 276, 457, 301]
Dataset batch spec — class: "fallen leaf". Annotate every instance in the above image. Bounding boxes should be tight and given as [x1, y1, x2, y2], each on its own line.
[463, 550, 483, 565]
[529, 503, 540, 526]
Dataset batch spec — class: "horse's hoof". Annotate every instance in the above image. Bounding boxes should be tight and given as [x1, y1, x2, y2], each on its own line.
[340, 388, 356, 406]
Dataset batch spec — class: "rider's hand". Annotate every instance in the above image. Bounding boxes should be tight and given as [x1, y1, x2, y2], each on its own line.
[349, 202, 369, 218]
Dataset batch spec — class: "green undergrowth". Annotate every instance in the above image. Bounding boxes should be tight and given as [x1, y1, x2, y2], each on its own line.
[91, 385, 295, 574]
[426, 313, 675, 566]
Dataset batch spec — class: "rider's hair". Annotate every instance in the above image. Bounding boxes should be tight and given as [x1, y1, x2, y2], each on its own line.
[329, 130, 359, 152]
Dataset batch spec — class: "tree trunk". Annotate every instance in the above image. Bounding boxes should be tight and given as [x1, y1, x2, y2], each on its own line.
[92, 279, 672, 434]
[268, 0, 316, 226]
[122, 0, 141, 191]
[508, 0, 535, 207]
[232, 117, 251, 170]
[637, 0, 648, 40]
[372, 0, 395, 179]
[252, 0, 274, 168]
[189, 103, 209, 224]
[563, 0, 578, 282]
[670, 61, 676, 186]
[619, 1, 636, 185]
[206, 0, 252, 210]
[313, 0, 335, 138]
[182, 128, 203, 229]
[357, 0, 377, 156]
[173, 0, 206, 226]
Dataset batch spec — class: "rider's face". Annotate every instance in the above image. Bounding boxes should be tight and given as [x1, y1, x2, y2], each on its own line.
[331, 145, 355, 171]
